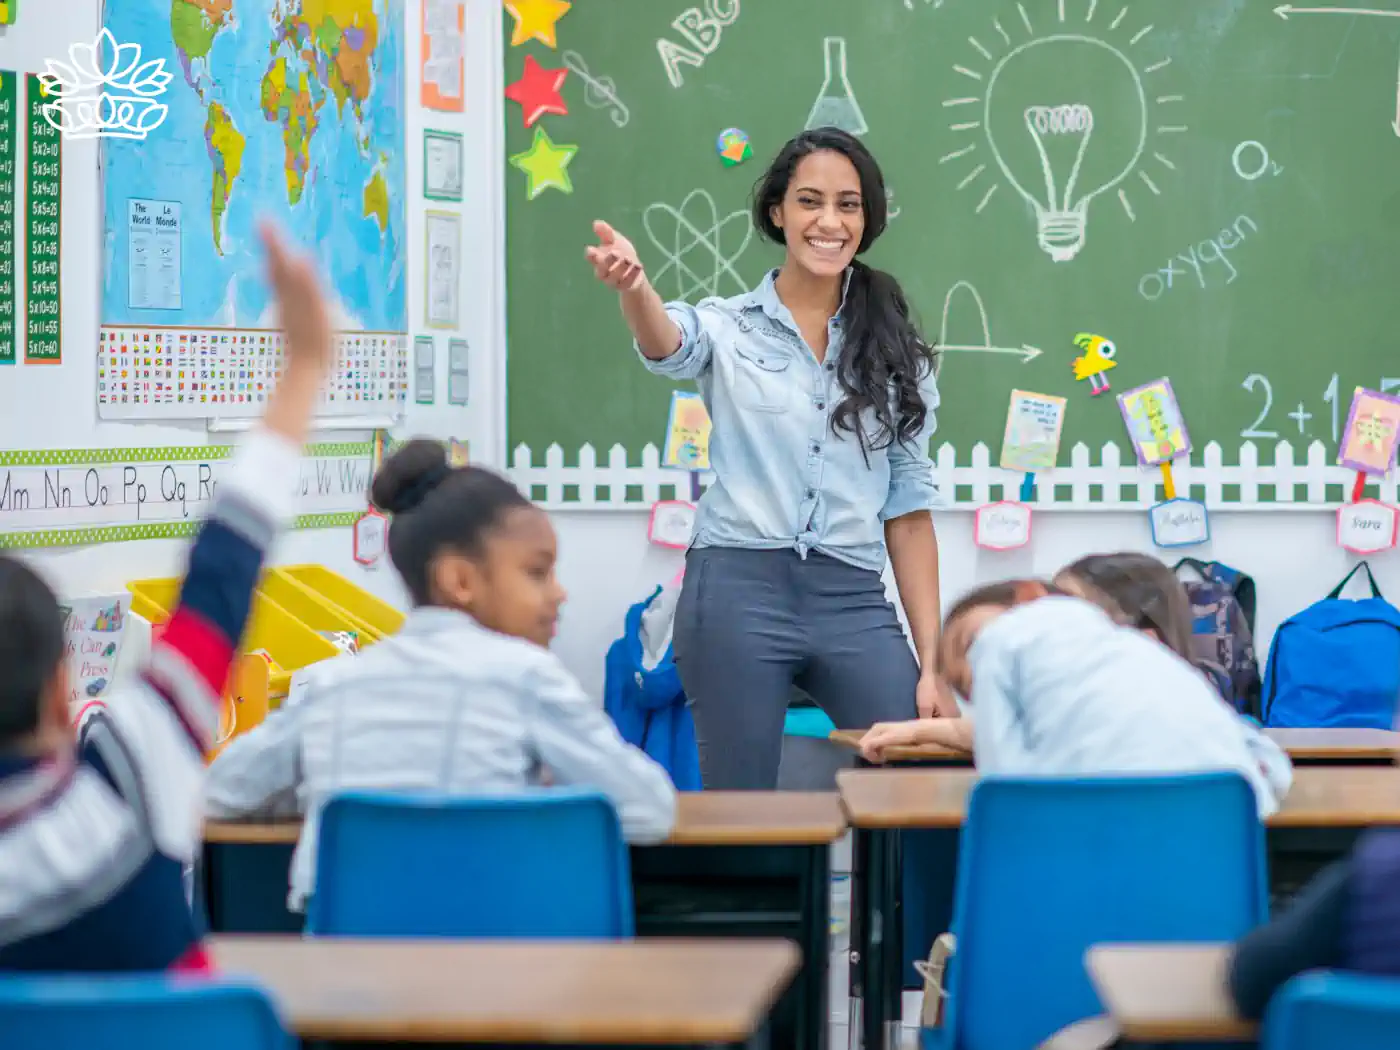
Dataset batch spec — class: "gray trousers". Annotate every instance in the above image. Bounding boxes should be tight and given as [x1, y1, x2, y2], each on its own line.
[672, 546, 921, 790]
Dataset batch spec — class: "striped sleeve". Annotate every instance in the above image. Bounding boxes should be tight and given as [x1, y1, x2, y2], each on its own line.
[143, 428, 302, 755]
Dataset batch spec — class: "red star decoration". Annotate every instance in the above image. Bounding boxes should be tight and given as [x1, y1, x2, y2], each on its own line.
[504, 55, 569, 128]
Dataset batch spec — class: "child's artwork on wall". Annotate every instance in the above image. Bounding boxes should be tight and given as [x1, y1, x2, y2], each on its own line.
[662, 390, 711, 470]
[1338, 387, 1400, 476]
[1117, 377, 1191, 467]
[1000, 389, 1066, 472]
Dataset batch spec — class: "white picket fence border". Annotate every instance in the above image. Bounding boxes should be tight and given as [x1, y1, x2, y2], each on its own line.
[509, 440, 1399, 513]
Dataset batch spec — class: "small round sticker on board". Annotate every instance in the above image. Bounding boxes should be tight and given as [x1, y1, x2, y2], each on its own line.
[717, 127, 751, 166]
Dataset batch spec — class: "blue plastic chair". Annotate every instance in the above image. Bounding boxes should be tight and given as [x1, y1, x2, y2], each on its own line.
[0, 976, 289, 1050]
[306, 788, 635, 938]
[1263, 972, 1400, 1049]
[924, 773, 1268, 1050]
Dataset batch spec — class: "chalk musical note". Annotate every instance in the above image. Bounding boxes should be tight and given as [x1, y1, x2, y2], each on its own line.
[561, 50, 631, 128]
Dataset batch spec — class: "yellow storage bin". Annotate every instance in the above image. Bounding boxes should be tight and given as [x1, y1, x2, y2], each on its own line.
[277, 564, 405, 638]
[257, 572, 383, 645]
[125, 576, 338, 696]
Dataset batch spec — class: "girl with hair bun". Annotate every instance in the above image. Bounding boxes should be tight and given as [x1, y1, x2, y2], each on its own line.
[205, 440, 677, 912]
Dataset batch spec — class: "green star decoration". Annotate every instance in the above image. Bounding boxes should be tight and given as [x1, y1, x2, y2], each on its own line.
[509, 126, 577, 199]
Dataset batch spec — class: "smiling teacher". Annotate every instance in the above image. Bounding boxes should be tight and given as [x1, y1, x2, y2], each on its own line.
[585, 127, 945, 790]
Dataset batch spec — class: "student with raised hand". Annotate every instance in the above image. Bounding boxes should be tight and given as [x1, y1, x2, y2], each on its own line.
[586, 127, 946, 790]
[0, 224, 334, 971]
[204, 441, 677, 913]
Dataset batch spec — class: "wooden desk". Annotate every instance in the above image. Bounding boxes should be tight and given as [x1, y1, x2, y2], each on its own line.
[201, 793, 844, 1050]
[1086, 944, 1255, 1043]
[210, 935, 798, 1046]
[829, 726, 1399, 766]
[1266, 727, 1398, 763]
[205, 821, 300, 845]
[835, 765, 1400, 1048]
[827, 728, 971, 765]
[836, 765, 1400, 830]
[664, 790, 846, 846]
[837, 768, 976, 829]
[205, 792, 846, 849]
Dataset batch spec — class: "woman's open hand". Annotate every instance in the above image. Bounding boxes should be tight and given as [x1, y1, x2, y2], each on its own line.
[585, 220, 647, 292]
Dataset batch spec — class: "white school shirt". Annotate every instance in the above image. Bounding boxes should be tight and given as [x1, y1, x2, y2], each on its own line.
[203, 606, 678, 911]
[968, 597, 1289, 816]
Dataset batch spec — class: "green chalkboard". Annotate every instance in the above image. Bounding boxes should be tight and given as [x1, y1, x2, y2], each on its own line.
[504, 1, 1400, 478]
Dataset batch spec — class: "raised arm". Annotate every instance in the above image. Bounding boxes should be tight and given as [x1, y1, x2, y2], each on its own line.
[94, 225, 333, 861]
[584, 219, 680, 359]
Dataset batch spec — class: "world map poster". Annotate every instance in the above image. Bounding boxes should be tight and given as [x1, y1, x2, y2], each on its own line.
[99, 0, 408, 422]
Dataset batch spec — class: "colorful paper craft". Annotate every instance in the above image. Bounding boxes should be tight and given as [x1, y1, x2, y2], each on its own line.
[662, 390, 712, 470]
[1072, 333, 1117, 396]
[1338, 387, 1400, 476]
[508, 126, 577, 199]
[1000, 389, 1066, 472]
[1117, 377, 1191, 467]
[505, 55, 569, 127]
[504, 0, 572, 48]
[717, 128, 751, 166]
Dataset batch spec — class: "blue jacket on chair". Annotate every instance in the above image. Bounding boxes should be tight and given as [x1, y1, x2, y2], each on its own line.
[603, 585, 702, 792]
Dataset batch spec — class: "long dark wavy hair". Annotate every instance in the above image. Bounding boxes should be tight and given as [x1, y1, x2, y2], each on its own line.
[751, 127, 939, 454]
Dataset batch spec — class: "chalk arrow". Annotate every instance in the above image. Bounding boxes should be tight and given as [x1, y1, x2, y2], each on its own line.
[941, 343, 1043, 362]
[1274, 5, 1400, 18]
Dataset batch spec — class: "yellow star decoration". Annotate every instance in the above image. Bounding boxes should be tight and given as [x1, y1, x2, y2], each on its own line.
[504, 0, 572, 48]
[509, 126, 577, 199]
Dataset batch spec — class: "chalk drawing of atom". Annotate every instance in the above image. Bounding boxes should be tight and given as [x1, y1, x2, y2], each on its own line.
[643, 189, 754, 302]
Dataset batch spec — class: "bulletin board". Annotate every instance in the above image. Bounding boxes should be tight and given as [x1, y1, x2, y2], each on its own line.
[0, 2, 429, 551]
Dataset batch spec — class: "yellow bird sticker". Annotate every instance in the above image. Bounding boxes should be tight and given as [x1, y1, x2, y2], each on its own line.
[1072, 333, 1117, 396]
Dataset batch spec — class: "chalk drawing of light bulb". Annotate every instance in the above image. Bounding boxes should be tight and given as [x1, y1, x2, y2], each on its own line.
[987, 37, 1143, 261]
[806, 37, 868, 136]
[942, 6, 1185, 264]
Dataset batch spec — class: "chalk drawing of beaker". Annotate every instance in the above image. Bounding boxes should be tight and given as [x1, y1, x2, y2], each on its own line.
[805, 37, 868, 136]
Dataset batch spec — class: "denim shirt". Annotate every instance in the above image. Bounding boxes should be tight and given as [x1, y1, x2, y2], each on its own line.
[638, 270, 941, 573]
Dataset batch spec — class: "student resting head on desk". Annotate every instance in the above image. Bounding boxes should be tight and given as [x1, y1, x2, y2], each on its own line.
[0, 224, 336, 972]
[856, 567, 1290, 814]
[859, 553, 1252, 757]
[203, 439, 678, 913]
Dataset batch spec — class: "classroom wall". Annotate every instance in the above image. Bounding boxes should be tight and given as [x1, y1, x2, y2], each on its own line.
[7, 3, 1394, 703]
[548, 509, 1400, 700]
[2, 0, 505, 613]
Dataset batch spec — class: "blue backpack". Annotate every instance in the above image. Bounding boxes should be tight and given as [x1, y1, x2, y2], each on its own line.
[1262, 562, 1400, 729]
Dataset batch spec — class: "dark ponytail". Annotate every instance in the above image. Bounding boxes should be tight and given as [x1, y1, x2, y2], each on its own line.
[752, 127, 940, 454]
[370, 438, 531, 606]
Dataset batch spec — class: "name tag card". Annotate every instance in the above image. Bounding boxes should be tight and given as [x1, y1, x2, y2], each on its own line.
[975, 501, 1032, 551]
[648, 500, 695, 549]
[1149, 498, 1210, 548]
[1337, 499, 1399, 555]
[353, 510, 388, 566]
